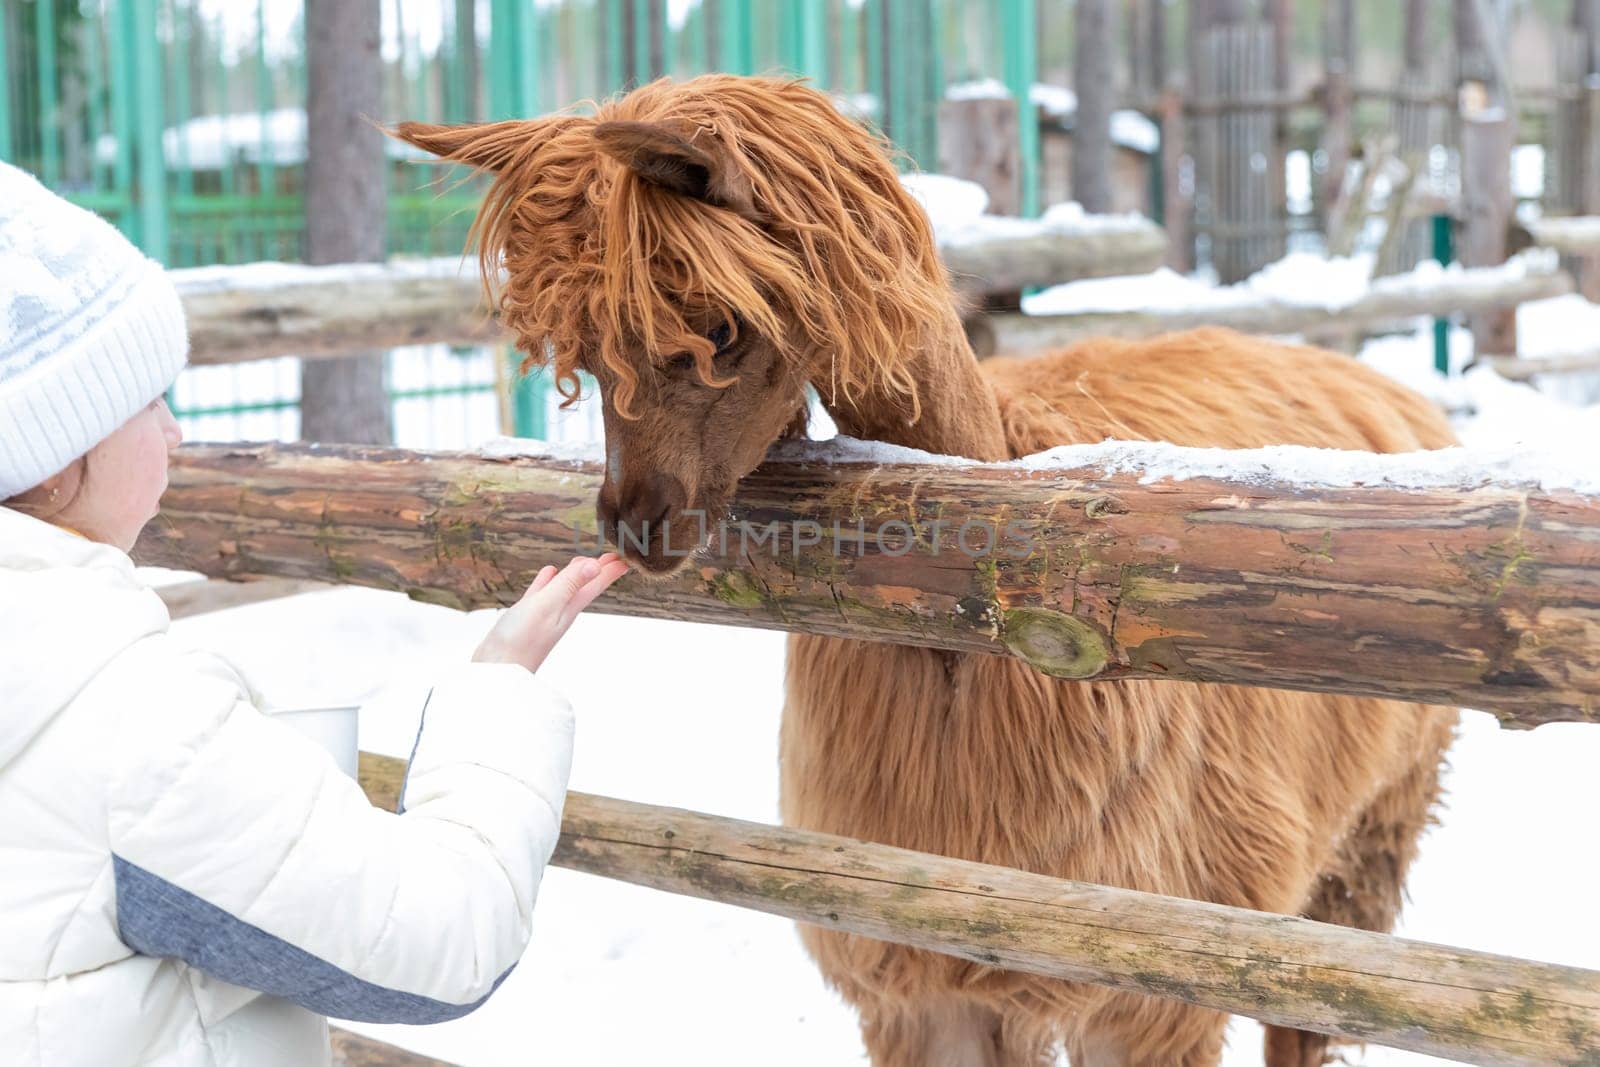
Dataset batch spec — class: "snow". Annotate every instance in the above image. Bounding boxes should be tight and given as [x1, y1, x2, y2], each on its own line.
[172, 255, 479, 294]
[1011, 439, 1600, 495]
[477, 436, 605, 464]
[140, 253, 1600, 1066]
[1023, 248, 1560, 317]
[898, 172, 1154, 249]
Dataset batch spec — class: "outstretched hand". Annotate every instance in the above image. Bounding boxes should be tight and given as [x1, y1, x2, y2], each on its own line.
[472, 553, 631, 675]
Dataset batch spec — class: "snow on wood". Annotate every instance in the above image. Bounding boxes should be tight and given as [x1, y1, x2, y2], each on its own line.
[329, 1027, 459, 1067]
[174, 197, 1166, 364]
[176, 257, 498, 364]
[974, 250, 1573, 355]
[352, 754, 1600, 1067]
[1525, 214, 1600, 255]
[134, 442, 1600, 728]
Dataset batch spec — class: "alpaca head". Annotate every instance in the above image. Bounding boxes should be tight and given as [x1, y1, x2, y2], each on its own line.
[393, 75, 955, 572]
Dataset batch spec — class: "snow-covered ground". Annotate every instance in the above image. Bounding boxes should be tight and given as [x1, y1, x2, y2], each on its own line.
[154, 260, 1600, 1065]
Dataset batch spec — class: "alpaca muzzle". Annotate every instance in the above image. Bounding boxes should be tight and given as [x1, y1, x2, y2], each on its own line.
[596, 470, 692, 572]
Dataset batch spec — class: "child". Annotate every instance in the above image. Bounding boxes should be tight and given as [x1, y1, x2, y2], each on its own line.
[0, 159, 629, 1066]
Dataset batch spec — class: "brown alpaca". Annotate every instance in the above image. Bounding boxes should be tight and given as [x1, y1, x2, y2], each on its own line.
[395, 75, 1458, 1067]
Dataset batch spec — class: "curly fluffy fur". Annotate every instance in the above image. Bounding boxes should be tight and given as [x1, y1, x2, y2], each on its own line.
[394, 75, 1458, 1066]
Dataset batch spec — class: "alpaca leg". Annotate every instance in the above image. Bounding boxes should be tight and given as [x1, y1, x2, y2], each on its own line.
[1264, 710, 1456, 1067]
[858, 999, 1056, 1067]
[1066, 1002, 1226, 1067]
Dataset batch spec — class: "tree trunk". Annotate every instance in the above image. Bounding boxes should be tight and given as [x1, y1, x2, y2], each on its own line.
[134, 441, 1600, 728]
[301, 0, 390, 445]
[1071, 0, 1115, 214]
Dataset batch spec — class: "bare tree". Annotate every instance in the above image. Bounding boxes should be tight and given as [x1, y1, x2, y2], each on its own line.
[301, 0, 390, 445]
[1072, 0, 1115, 214]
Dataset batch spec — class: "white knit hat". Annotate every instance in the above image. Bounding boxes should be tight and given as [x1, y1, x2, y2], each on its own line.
[0, 161, 189, 500]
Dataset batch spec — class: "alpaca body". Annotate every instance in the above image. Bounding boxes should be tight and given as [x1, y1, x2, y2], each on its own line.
[392, 76, 1459, 1067]
[783, 329, 1458, 1066]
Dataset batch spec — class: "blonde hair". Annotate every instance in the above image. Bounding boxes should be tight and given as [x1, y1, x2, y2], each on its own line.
[395, 74, 955, 420]
[3, 456, 87, 522]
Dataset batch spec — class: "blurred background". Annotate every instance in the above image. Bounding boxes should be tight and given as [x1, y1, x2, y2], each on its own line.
[0, 0, 1592, 448]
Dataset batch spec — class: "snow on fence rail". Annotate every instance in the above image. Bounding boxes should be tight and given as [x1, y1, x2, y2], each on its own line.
[133, 440, 1600, 728]
[353, 751, 1600, 1067]
[968, 252, 1575, 355]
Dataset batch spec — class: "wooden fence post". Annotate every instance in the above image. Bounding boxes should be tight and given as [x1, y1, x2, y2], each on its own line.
[1071, 0, 1114, 214]
[937, 95, 1021, 217]
[1460, 108, 1516, 359]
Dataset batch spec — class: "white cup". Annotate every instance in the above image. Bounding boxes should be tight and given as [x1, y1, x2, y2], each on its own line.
[265, 705, 359, 779]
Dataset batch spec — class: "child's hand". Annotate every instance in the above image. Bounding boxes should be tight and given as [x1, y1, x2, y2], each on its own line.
[472, 553, 630, 674]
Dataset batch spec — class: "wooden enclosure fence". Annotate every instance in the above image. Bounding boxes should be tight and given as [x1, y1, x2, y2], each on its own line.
[172, 222, 1167, 365]
[354, 751, 1600, 1067]
[173, 251, 1575, 366]
[134, 442, 1600, 729]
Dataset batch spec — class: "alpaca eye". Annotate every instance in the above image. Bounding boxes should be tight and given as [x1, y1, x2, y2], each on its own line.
[706, 321, 733, 353]
[667, 351, 698, 374]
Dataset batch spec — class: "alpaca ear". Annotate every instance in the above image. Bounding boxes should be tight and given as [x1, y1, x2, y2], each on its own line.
[593, 120, 755, 216]
[388, 119, 543, 173]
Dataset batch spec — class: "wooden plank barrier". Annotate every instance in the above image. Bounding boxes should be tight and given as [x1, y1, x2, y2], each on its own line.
[329, 1027, 459, 1067]
[356, 752, 1600, 1067]
[172, 248, 1570, 367]
[174, 219, 1167, 366]
[133, 442, 1600, 728]
[966, 261, 1572, 356]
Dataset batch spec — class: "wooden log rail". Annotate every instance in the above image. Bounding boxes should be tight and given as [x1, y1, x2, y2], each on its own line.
[967, 260, 1574, 356]
[134, 442, 1600, 728]
[174, 219, 1167, 365]
[1525, 216, 1600, 256]
[356, 752, 1600, 1066]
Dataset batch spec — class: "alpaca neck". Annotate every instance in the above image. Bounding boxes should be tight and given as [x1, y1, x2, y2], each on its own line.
[817, 311, 1009, 463]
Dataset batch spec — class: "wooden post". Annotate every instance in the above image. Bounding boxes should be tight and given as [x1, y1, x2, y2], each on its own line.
[1572, 1, 1600, 300]
[1160, 87, 1191, 270]
[1584, 82, 1600, 301]
[329, 1028, 460, 1067]
[1267, 0, 1293, 256]
[134, 441, 1600, 728]
[937, 96, 1022, 217]
[302, 0, 391, 445]
[1320, 0, 1355, 218]
[1459, 108, 1516, 359]
[1071, 0, 1114, 214]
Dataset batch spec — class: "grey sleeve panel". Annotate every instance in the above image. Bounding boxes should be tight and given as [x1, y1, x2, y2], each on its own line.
[395, 688, 433, 817]
[112, 854, 513, 1023]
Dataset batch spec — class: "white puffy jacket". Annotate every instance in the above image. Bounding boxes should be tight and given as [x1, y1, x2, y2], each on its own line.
[0, 506, 575, 1066]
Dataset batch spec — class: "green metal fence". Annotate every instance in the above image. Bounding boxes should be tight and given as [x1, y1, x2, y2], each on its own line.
[1, 0, 1044, 444]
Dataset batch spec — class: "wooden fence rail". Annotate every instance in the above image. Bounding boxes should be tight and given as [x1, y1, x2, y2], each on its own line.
[356, 752, 1600, 1067]
[171, 252, 1575, 366]
[967, 262, 1573, 356]
[173, 220, 1167, 365]
[133, 442, 1600, 728]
